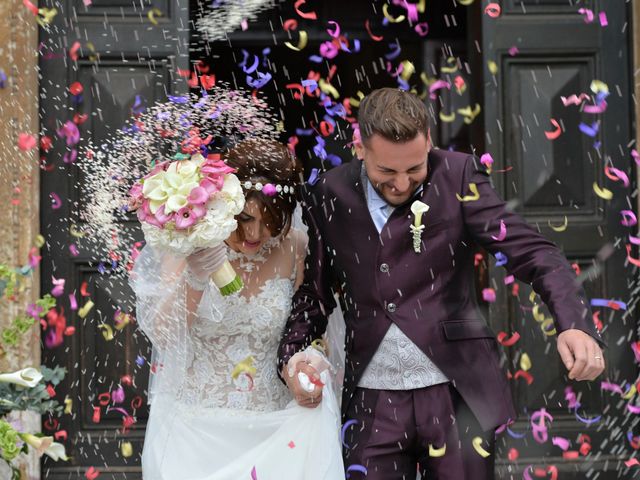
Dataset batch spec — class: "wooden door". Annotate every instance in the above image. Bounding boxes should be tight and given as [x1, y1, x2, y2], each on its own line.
[480, 2, 635, 477]
[39, 1, 189, 478]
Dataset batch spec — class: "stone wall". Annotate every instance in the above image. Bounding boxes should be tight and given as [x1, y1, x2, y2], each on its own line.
[0, 2, 41, 479]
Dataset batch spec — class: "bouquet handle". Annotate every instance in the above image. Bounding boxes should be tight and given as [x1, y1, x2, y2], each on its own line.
[210, 259, 243, 296]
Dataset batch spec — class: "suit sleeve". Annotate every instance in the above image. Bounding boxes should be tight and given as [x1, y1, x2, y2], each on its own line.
[277, 185, 337, 378]
[460, 155, 603, 344]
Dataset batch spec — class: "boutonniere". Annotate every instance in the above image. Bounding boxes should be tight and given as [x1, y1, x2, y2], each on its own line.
[410, 201, 430, 253]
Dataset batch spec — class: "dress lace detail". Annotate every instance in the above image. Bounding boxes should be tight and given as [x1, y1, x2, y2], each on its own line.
[175, 245, 295, 413]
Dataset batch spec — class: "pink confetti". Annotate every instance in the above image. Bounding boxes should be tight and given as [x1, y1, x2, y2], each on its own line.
[51, 276, 65, 297]
[561, 93, 590, 106]
[429, 80, 450, 100]
[508, 46, 519, 56]
[251, 466, 258, 480]
[578, 8, 594, 23]
[491, 220, 507, 241]
[17, 133, 37, 151]
[632, 149, 639, 165]
[621, 210, 637, 227]
[69, 293, 78, 310]
[240, 18, 248, 31]
[69, 41, 81, 61]
[626, 458, 640, 468]
[552, 436, 570, 451]
[414, 22, 429, 36]
[599, 11, 608, 27]
[480, 153, 494, 169]
[482, 288, 496, 302]
[49, 192, 62, 210]
[484, 3, 501, 18]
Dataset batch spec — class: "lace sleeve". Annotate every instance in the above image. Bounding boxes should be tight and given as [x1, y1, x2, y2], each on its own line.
[129, 246, 224, 403]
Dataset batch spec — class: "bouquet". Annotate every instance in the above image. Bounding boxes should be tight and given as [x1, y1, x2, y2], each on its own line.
[129, 134, 245, 295]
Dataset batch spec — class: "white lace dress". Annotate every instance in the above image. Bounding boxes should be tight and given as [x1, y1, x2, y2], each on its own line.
[131, 238, 343, 480]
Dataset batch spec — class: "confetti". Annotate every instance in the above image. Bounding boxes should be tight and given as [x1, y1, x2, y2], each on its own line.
[456, 183, 480, 202]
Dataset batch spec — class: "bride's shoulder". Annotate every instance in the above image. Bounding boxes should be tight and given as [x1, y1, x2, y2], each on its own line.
[288, 228, 308, 253]
[276, 228, 308, 260]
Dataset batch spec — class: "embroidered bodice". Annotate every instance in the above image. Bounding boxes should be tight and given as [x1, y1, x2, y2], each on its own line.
[175, 237, 300, 413]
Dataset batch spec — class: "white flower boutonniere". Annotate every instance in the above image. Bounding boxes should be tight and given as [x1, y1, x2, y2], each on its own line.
[410, 201, 430, 253]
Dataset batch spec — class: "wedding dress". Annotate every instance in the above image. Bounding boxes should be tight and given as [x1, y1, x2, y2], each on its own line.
[130, 231, 344, 480]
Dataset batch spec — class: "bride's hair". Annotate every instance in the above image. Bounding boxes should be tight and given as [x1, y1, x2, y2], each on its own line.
[224, 138, 302, 240]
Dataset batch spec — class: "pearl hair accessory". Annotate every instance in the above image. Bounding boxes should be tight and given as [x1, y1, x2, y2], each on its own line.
[242, 180, 294, 197]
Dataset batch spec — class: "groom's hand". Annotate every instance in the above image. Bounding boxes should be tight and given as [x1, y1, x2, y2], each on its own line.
[557, 329, 604, 381]
[284, 360, 323, 408]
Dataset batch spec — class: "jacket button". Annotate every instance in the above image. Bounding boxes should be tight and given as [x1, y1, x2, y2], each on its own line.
[379, 263, 389, 273]
[387, 302, 397, 313]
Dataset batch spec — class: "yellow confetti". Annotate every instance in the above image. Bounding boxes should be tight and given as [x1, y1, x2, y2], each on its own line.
[548, 216, 568, 232]
[531, 304, 546, 323]
[458, 0, 474, 4]
[98, 323, 114, 341]
[349, 91, 365, 108]
[590, 79, 609, 95]
[472, 437, 491, 458]
[37, 7, 58, 26]
[114, 311, 132, 331]
[420, 72, 437, 87]
[488, 61, 498, 75]
[593, 182, 613, 200]
[623, 385, 637, 400]
[441, 57, 459, 74]
[520, 353, 532, 371]
[64, 396, 73, 415]
[35, 234, 45, 248]
[232, 356, 256, 379]
[285, 30, 308, 51]
[319, 79, 340, 99]
[529, 291, 537, 303]
[429, 443, 446, 457]
[69, 225, 85, 238]
[540, 318, 556, 336]
[457, 104, 481, 124]
[148, 8, 163, 25]
[400, 60, 416, 81]
[86, 42, 99, 62]
[416, 0, 426, 13]
[121, 441, 133, 458]
[439, 111, 456, 123]
[78, 300, 94, 318]
[382, 4, 406, 23]
[456, 183, 480, 202]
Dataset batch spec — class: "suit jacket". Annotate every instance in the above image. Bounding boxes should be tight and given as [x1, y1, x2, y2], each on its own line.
[278, 149, 600, 431]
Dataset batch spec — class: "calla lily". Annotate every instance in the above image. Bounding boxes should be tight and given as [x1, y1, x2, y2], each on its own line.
[410, 201, 430, 227]
[20, 434, 68, 461]
[0, 367, 43, 388]
[175, 206, 199, 229]
[153, 205, 174, 226]
[187, 186, 210, 204]
[166, 194, 189, 214]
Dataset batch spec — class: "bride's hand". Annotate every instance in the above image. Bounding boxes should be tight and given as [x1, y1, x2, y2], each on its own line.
[285, 360, 323, 408]
[185, 244, 227, 280]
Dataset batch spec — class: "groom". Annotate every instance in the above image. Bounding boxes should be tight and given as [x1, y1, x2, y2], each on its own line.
[278, 88, 604, 479]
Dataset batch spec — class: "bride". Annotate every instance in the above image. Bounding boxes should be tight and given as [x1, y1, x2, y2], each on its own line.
[130, 139, 344, 479]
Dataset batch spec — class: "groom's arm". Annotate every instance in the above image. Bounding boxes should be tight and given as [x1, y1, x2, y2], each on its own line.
[277, 185, 337, 381]
[460, 154, 604, 380]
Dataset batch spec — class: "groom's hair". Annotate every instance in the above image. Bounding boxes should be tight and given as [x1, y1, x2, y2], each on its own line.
[357, 88, 430, 146]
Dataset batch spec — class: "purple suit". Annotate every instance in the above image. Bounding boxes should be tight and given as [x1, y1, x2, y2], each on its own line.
[278, 149, 599, 433]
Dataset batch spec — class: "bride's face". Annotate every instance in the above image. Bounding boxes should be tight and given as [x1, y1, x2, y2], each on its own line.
[226, 199, 273, 255]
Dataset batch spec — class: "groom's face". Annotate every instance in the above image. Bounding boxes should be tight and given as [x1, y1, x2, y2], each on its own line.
[356, 132, 430, 207]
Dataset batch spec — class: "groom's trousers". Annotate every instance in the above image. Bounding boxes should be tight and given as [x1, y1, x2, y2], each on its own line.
[342, 383, 495, 480]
